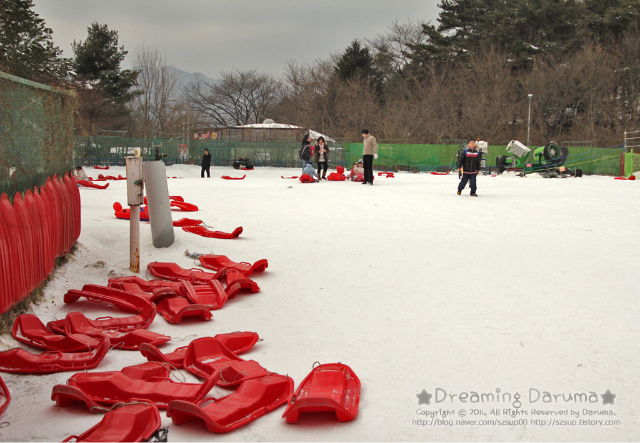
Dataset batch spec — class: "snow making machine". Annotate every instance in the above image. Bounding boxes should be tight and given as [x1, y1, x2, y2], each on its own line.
[495, 140, 571, 176]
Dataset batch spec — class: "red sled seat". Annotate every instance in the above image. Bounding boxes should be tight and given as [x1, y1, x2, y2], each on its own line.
[147, 261, 226, 285]
[299, 174, 315, 183]
[11, 314, 101, 352]
[0, 374, 9, 417]
[0, 337, 110, 374]
[199, 254, 268, 276]
[167, 374, 294, 434]
[52, 368, 219, 410]
[139, 332, 259, 369]
[156, 296, 212, 324]
[282, 362, 361, 423]
[182, 225, 243, 239]
[63, 403, 161, 443]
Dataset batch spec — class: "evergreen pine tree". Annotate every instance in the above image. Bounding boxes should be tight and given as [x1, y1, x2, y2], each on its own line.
[335, 39, 384, 97]
[0, 0, 68, 81]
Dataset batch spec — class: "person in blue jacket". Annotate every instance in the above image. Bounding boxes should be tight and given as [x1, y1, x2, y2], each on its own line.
[457, 139, 482, 196]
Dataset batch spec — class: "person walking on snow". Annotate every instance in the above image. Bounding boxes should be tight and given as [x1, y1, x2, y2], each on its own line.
[457, 139, 482, 196]
[361, 129, 378, 185]
[201, 149, 211, 178]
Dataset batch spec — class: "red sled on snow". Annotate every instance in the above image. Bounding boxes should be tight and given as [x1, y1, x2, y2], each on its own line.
[173, 218, 203, 227]
[0, 375, 10, 417]
[0, 337, 110, 374]
[52, 367, 219, 410]
[77, 179, 109, 189]
[63, 403, 161, 443]
[113, 202, 149, 221]
[167, 374, 294, 434]
[11, 314, 101, 352]
[54, 312, 170, 350]
[199, 254, 268, 276]
[93, 165, 110, 170]
[221, 175, 246, 180]
[378, 172, 395, 177]
[139, 332, 259, 369]
[183, 337, 269, 388]
[430, 171, 449, 175]
[182, 225, 243, 239]
[281, 176, 299, 179]
[147, 261, 226, 285]
[156, 296, 212, 324]
[282, 362, 361, 423]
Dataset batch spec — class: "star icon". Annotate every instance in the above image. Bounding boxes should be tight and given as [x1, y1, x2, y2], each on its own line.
[601, 390, 616, 405]
[417, 389, 432, 405]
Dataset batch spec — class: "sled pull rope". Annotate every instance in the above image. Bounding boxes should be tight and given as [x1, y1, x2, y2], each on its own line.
[0, 422, 9, 429]
[312, 361, 322, 369]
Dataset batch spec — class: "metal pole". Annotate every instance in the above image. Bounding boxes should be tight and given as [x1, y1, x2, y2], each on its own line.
[527, 94, 533, 147]
[126, 151, 144, 273]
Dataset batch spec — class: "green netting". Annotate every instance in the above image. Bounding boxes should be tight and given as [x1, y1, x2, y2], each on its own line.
[75, 137, 346, 169]
[343, 143, 625, 175]
[0, 71, 76, 199]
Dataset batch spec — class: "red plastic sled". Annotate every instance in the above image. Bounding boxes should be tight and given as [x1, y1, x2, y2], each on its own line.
[282, 362, 361, 423]
[182, 225, 243, 239]
[140, 332, 259, 368]
[93, 165, 110, 170]
[183, 337, 268, 387]
[199, 254, 268, 276]
[170, 200, 198, 212]
[281, 176, 299, 179]
[0, 337, 110, 373]
[53, 312, 170, 350]
[225, 268, 260, 294]
[11, 314, 101, 352]
[430, 171, 449, 175]
[615, 176, 636, 180]
[63, 403, 161, 443]
[77, 180, 109, 189]
[156, 296, 212, 324]
[167, 374, 293, 433]
[147, 261, 226, 285]
[173, 218, 203, 227]
[221, 175, 246, 180]
[0, 374, 10, 417]
[378, 171, 395, 177]
[299, 174, 315, 183]
[53, 369, 219, 409]
[114, 202, 149, 221]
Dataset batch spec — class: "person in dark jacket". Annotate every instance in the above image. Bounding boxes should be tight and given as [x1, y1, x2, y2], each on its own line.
[299, 134, 312, 172]
[201, 149, 211, 178]
[314, 136, 329, 180]
[457, 139, 482, 196]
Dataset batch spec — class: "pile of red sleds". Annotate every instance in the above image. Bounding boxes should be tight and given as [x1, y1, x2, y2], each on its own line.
[0, 253, 361, 440]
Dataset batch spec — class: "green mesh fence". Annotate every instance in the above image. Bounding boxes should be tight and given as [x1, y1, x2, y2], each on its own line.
[0, 71, 76, 199]
[342, 143, 625, 175]
[75, 138, 346, 169]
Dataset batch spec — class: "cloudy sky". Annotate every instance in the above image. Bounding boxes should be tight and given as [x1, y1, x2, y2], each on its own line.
[31, 0, 441, 79]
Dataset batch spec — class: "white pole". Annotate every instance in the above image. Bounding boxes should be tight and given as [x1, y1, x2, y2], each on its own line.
[126, 150, 144, 273]
[527, 94, 533, 147]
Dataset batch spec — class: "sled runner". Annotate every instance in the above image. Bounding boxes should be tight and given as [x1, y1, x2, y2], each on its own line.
[0, 337, 110, 373]
[182, 225, 243, 239]
[156, 297, 212, 324]
[11, 314, 101, 352]
[183, 337, 268, 387]
[140, 332, 259, 369]
[63, 403, 161, 443]
[282, 362, 361, 423]
[77, 180, 109, 189]
[53, 368, 219, 409]
[0, 375, 10, 417]
[167, 374, 293, 433]
[147, 261, 226, 285]
[173, 218, 203, 227]
[199, 254, 268, 276]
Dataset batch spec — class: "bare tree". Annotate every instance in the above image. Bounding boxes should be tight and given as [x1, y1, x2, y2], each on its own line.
[129, 45, 181, 139]
[184, 69, 283, 127]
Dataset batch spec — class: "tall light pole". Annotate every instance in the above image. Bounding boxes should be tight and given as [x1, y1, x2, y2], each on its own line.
[527, 93, 533, 147]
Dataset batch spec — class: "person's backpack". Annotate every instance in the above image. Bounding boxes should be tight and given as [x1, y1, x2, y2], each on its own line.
[299, 144, 311, 161]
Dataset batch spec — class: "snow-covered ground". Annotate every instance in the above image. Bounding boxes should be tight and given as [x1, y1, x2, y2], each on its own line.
[1, 164, 638, 442]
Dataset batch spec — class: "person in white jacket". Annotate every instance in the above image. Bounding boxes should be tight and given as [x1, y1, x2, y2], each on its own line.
[361, 129, 378, 185]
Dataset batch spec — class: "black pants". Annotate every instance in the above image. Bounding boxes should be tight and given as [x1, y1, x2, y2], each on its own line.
[363, 155, 374, 183]
[458, 173, 477, 194]
[317, 161, 327, 178]
[201, 166, 210, 178]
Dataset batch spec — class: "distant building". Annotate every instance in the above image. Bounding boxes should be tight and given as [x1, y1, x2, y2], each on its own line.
[193, 119, 335, 143]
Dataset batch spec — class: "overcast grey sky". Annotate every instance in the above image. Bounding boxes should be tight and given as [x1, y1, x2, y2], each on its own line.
[31, 0, 441, 79]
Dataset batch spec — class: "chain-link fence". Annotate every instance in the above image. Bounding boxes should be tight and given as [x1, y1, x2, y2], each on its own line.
[0, 71, 76, 199]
